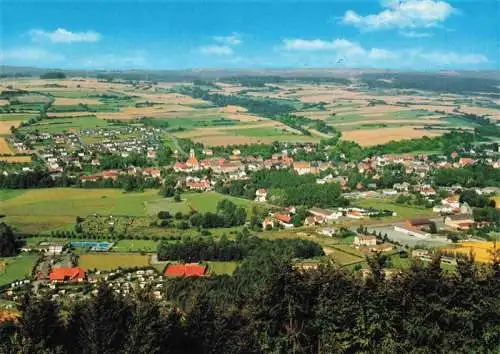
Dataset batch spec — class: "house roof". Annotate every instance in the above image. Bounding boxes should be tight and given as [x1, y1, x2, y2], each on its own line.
[49, 267, 86, 281]
[275, 213, 292, 224]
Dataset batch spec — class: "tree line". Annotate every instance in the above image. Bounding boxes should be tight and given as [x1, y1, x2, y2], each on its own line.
[3, 248, 500, 353]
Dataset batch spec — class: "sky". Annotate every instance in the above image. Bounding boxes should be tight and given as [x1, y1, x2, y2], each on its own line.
[0, 0, 499, 70]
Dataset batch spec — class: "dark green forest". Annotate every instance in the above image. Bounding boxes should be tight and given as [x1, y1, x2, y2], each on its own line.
[2, 248, 500, 354]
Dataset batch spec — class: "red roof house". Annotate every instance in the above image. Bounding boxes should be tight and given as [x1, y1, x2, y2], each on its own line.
[49, 267, 86, 282]
[164, 263, 207, 277]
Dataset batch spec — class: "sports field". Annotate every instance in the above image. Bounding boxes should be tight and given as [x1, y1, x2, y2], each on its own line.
[78, 253, 150, 271]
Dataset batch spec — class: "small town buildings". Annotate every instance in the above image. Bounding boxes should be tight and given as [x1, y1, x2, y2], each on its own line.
[354, 235, 377, 247]
[444, 214, 475, 230]
[308, 208, 341, 222]
[143, 167, 161, 179]
[49, 267, 86, 282]
[293, 161, 311, 175]
[186, 179, 211, 191]
[394, 218, 434, 238]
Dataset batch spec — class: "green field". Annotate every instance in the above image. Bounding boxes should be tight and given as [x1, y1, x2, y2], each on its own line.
[146, 192, 261, 215]
[0, 188, 160, 232]
[78, 253, 150, 271]
[0, 189, 25, 201]
[353, 198, 434, 219]
[207, 261, 240, 275]
[0, 113, 38, 122]
[21, 115, 112, 133]
[112, 239, 159, 252]
[0, 255, 39, 286]
[0, 188, 260, 234]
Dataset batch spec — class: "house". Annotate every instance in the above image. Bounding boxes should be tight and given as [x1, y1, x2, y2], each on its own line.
[319, 227, 336, 237]
[460, 202, 473, 215]
[174, 162, 190, 173]
[49, 267, 86, 282]
[445, 214, 475, 230]
[164, 263, 207, 277]
[39, 242, 66, 255]
[442, 196, 460, 210]
[143, 167, 161, 179]
[186, 179, 211, 191]
[80, 175, 100, 183]
[393, 182, 410, 192]
[255, 188, 268, 202]
[293, 161, 311, 175]
[458, 157, 475, 167]
[102, 169, 119, 181]
[420, 186, 436, 197]
[275, 213, 294, 228]
[354, 235, 377, 247]
[147, 149, 157, 159]
[308, 208, 341, 222]
[262, 217, 274, 230]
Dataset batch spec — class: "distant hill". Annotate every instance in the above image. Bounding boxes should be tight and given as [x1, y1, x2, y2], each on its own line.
[1, 65, 498, 94]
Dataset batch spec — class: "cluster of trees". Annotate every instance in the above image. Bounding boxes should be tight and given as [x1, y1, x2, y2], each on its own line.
[367, 131, 475, 156]
[0, 223, 21, 257]
[0, 170, 73, 189]
[157, 233, 324, 262]
[434, 164, 500, 188]
[99, 153, 155, 169]
[189, 199, 247, 229]
[40, 72, 66, 79]
[4, 249, 500, 353]
[217, 170, 348, 208]
[78, 175, 161, 191]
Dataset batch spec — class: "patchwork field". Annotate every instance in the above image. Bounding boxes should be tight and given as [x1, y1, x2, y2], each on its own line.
[78, 253, 150, 271]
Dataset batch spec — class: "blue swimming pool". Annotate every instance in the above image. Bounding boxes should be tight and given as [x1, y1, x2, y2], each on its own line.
[70, 241, 113, 251]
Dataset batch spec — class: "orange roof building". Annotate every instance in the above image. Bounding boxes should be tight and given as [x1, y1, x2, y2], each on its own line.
[49, 267, 86, 282]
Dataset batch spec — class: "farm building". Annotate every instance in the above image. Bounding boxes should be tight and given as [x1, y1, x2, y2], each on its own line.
[164, 263, 207, 277]
[308, 208, 341, 222]
[445, 214, 475, 230]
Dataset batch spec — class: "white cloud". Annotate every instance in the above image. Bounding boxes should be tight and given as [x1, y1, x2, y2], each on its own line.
[30, 28, 101, 43]
[0, 47, 64, 63]
[280, 37, 488, 67]
[200, 45, 234, 56]
[342, 0, 456, 30]
[400, 30, 433, 38]
[213, 33, 242, 46]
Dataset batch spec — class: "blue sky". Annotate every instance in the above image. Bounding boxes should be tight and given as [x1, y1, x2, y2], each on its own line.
[1, 0, 498, 70]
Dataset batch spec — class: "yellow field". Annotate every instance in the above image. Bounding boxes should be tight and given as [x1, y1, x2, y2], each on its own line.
[443, 242, 499, 263]
[0, 121, 22, 135]
[53, 97, 101, 105]
[342, 127, 443, 146]
[0, 156, 31, 163]
[0, 138, 13, 154]
[494, 197, 500, 208]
